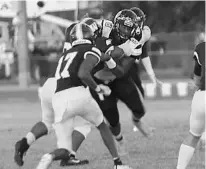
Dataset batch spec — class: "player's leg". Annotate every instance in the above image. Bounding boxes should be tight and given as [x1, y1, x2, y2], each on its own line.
[36, 88, 79, 169]
[14, 79, 55, 166]
[177, 90, 205, 169]
[60, 116, 91, 166]
[113, 78, 153, 137]
[199, 131, 205, 149]
[90, 87, 124, 149]
[90, 88, 121, 136]
[129, 64, 145, 98]
[90, 85, 127, 155]
[14, 100, 54, 166]
[36, 118, 74, 169]
[80, 89, 131, 169]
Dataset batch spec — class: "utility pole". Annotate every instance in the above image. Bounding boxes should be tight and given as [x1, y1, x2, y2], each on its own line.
[74, 0, 79, 21]
[16, 1, 30, 88]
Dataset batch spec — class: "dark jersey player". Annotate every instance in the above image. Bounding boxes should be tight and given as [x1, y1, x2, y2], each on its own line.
[90, 9, 159, 151]
[35, 22, 132, 169]
[176, 41, 205, 169]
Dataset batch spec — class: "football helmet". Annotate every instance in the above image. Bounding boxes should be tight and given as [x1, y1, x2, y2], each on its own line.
[130, 7, 146, 34]
[70, 22, 96, 46]
[114, 9, 138, 39]
[81, 17, 101, 37]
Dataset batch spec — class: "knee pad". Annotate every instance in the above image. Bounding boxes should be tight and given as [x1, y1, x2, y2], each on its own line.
[74, 124, 92, 138]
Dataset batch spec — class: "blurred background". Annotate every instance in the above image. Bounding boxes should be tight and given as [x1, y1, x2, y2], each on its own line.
[0, 0, 205, 89]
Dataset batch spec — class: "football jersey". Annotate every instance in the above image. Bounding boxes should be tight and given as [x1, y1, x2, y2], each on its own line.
[98, 20, 150, 61]
[93, 22, 151, 81]
[115, 26, 151, 60]
[55, 42, 102, 93]
[193, 42, 205, 90]
[99, 19, 114, 38]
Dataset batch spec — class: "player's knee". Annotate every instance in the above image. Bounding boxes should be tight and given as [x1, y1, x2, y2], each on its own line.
[132, 108, 145, 121]
[190, 113, 205, 137]
[74, 124, 92, 138]
[93, 113, 104, 128]
[108, 118, 120, 128]
[132, 111, 145, 124]
[104, 110, 120, 128]
[110, 122, 121, 137]
[127, 100, 145, 119]
[189, 122, 204, 137]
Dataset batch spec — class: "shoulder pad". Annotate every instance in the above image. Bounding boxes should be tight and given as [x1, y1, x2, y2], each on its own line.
[140, 26, 151, 45]
[91, 47, 102, 56]
[101, 19, 113, 38]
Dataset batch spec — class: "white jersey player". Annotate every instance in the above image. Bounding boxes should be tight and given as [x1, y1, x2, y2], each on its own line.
[176, 41, 205, 169]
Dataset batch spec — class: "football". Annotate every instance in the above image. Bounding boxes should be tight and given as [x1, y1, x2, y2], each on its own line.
[110, 46, 124, 60]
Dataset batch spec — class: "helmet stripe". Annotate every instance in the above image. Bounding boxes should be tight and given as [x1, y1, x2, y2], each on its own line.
[76, 23, 83, 39]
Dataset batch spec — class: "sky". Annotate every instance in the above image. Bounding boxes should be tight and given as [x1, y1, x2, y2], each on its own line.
[0, 1, 80, 17]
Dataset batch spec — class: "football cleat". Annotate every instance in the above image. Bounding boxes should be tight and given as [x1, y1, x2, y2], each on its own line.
[36, 153, 53, 169]
[60, 155, 89, 166]
[14, 138, 30, 166]
[114, 164, 133, 169]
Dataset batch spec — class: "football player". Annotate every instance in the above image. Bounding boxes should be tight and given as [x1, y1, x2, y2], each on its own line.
[63, 9, 160, 157]
[14, 23, 89, 167]
[14, 18, 125, 167]
[35, 22, 131, 169]
[89, 8, 160, 149]
[176, 41, 205, 169]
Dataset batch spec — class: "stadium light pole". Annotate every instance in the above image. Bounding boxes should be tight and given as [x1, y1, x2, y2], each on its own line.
[74, 0, 79, 21]
[17, 1, 30, 88]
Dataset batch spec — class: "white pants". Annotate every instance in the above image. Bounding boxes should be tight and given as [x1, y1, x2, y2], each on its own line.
[40, 78, 92, 136]
[40, 78, 56, 133]
[190, 90, 205, 137]
[52, 86, 103, 151]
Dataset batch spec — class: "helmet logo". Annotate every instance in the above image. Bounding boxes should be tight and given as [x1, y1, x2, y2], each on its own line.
[118, 15, 136, 27]
[89, 22, 98, 33]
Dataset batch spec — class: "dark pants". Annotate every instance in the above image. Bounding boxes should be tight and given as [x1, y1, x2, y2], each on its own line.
[128, 63, 144, 97]
[90, 70, 145, 127]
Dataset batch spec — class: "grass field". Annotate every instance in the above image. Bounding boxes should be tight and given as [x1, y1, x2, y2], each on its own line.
[0, 91, 205, 169]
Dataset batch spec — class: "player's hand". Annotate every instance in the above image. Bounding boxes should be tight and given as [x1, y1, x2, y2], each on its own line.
[155, 78, 164, 87]
[95, 84, 111, 100]
[151, 78, 163, 88]
[188, 80, 199, 91]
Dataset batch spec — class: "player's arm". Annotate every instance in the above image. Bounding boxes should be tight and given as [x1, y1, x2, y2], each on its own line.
[104, 46, 126, 78]
[78, 49, 101, 91]
[140, 43, 157, 83]
[193, 49, 202, 87]
[96, 37, 125, 77]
